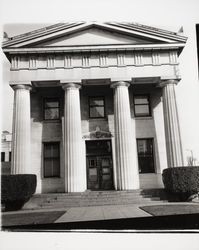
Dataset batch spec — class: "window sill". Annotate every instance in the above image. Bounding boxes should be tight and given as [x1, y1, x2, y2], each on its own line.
[139, 173, 156, 175]
[89, 117, 107, 121]
[42, 177, 61, 179]
[134, 116, 153, 120]
[43, 119, 61, 123]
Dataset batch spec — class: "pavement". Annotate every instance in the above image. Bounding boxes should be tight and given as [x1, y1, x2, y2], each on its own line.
[55, 204, 151, 223]
[2, 201, 199, 227]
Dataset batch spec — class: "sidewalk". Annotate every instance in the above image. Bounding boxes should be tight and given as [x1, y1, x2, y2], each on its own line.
[2, 202, 199, 227]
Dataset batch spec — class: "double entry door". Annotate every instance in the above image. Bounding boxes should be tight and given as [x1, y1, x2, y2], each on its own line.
[86, 140, 114, 190]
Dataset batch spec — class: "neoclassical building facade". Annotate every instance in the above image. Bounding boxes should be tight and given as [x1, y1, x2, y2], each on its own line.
[2, 22, 187, 193]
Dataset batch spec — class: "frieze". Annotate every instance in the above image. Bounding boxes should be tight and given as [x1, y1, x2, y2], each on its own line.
[10, 50, 179, 71]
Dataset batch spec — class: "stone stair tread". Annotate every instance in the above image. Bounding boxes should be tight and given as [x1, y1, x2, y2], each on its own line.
[24, 189, 169, 210]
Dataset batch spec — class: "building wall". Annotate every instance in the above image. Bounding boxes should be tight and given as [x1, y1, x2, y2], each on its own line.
[31, 87, 65, 193]
[30, 83, 166, 193]
[1, 132, 12, 174]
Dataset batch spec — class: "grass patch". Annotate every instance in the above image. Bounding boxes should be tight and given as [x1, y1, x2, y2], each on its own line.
[140, 204, 199, 216]
[2, 211, 65, 227]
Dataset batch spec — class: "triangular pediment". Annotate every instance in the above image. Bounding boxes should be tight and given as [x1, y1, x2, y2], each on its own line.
[2, 22, 187, 50]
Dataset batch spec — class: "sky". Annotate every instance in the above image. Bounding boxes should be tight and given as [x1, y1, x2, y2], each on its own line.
[1, 0, 199, 248]
[1, 0, 199, 160]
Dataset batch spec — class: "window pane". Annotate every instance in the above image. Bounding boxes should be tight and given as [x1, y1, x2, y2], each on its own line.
[44, 143, 60, 178]
[90, 98, 104, 106]
[44, 144, 59, 158]
[52, 144, 59, 157]
[45, 108, 59, 119]
[44, 159, 52, 177]
[45, 100, 59, 108]
[1, 152, 5, 162]
[52, 159, 60, 177]
[44, 144, 52, 157]
[137, 139, 154, 173]
[137, 140, 148, 154]
[134, 96, 149, 104]
[135, 105, 149, 116]
[9, 152, 11, 162]
[90, 106, 104, 117]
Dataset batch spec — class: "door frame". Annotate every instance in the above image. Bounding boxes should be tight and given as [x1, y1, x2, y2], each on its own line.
[85, 139, 114, 190]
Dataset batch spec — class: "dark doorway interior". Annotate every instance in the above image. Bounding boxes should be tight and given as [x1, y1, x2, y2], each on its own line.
[137, 138, 155, 173]
[86, 140, 114, 190]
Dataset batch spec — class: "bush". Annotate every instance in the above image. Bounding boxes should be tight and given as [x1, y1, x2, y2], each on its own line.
[162, 167, 199, 201]
[1, 174, 37, 211]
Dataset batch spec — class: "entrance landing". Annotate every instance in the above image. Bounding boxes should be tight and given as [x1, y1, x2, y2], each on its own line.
[55, 204, 151, 223]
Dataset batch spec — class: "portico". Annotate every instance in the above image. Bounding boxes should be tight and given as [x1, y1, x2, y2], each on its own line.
[2, 22, 187, 193]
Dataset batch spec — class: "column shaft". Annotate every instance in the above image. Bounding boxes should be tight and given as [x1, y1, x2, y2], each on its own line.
[11, 84, 31, 174]
[63, 83, 86, 192]
[162, 80, 184, 167]
[112, 82, 139, 190]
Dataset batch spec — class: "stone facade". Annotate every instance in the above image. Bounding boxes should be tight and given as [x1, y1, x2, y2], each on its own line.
[2, 22, 187, 193]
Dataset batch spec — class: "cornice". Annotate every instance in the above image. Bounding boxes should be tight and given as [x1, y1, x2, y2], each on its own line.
[3, 42, 185, 54]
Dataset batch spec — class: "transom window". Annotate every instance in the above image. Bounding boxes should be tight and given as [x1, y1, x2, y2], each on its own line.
[89, 97, 105, 118]
[43, 142, 60, 178]
[44, 98, 60, 120]
[134, 95, 151, 117]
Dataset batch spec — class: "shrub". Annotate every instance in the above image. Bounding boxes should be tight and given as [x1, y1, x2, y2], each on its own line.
[1, 174, 37, 211]
[162, 167, 199, 200]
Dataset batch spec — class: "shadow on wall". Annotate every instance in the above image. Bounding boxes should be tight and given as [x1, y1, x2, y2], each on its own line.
[31, 87, 65, 193]
[129, 84, 165, 175]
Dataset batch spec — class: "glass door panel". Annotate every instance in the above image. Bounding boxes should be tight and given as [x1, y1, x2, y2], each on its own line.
[87, 156, 100, 190]
[100, 156, 113, 190]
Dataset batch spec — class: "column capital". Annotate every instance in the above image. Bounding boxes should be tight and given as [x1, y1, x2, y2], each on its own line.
[110, 81, 130, 89]
[158, 79, 179, 88]
[11, 84, 32, 91]
[62, 82, 81, 90]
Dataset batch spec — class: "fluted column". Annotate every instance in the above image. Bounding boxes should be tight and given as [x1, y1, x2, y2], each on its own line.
[111, 81, 139, 190]
[11, 84, 32, 174]
[62, 83, 86, 192]
[161, 80, 184, 167]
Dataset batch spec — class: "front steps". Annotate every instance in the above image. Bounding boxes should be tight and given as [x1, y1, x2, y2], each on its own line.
[23, 189, 169, 210]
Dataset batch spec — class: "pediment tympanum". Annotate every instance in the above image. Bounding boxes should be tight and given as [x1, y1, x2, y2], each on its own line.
[34, 27, 154, 47]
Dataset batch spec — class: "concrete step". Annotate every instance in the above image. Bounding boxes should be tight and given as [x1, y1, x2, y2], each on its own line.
[39, 200, 167, 209]
[33, 191, 143, 199]
[42, 198, 158, 206]
[23, 189, 169, 210]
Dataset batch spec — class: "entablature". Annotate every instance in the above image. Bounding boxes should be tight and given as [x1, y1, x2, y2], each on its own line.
[8, 48, 179, 71]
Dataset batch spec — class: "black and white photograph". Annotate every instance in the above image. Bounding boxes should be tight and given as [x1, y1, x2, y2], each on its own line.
[0, 0, 199, 249]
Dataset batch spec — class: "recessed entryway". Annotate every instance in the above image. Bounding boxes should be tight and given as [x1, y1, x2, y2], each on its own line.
[86, 140, 114, 190]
